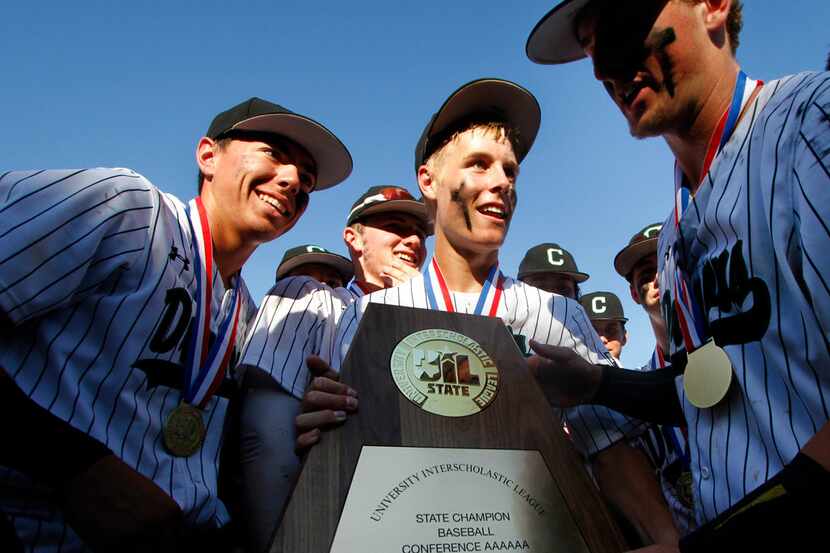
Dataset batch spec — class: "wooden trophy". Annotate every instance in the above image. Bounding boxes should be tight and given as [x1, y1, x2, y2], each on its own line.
[271, 304, 625, 553]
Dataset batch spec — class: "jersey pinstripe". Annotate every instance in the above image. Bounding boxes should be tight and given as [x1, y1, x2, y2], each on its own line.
[330, 273, 618, 456]
[0, 168, 256, 552]
[657, 71, 830, 523]
[238, 277, 361, 399]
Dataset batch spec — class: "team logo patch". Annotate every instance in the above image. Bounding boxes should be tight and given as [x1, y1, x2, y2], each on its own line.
[390, 329, 499, 417]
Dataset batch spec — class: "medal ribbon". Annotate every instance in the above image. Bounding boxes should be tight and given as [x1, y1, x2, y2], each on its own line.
[184, 197, 242, 409]
[423, 258, 502, 317]
[669, 71, 762, 354]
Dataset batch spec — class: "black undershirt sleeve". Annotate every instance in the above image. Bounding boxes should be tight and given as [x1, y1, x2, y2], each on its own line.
[592, 364, 686, 427]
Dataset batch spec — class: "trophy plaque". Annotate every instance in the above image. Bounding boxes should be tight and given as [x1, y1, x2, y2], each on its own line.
[271, 304, 625, 552]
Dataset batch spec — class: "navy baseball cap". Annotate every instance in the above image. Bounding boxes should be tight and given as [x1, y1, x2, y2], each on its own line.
[614, 222, 662, 279]
[276, 244, 353, 282]
[207, 97, 353, 190]
[580, 291, 628, 322]
[526, 0, 594, 65]
[414, 78, 541, 173]
[518, 243, 589, 282]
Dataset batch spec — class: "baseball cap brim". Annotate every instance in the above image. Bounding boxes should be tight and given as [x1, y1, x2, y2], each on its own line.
[231, 113, 352, 191]
[526, 0, 592, 65]
[614, 238, 658, 278]
[518, 268, 590, 283]
[348, 199, 433, 235]
[417, 78, 541, 170]
[276, 251, 354, 281]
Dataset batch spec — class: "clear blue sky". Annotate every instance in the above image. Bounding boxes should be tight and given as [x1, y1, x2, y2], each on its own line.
[3, 1, 828, 366]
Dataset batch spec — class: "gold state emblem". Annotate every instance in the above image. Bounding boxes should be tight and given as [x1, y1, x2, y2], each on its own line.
[390, 329, 499, 417]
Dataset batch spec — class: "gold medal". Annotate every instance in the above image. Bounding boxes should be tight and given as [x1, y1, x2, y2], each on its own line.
[683, 341, 733, 409]
[164, 403, 206, 457]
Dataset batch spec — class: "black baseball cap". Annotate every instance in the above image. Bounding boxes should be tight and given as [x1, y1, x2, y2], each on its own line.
[614, 222, 663, 279]
[526, 0, 594, 65]
[346, 185, 432, 234]
[414, 78, 541, 173]
[206, 97, 353, 190]
[276, 244, 353, 282]
[580, 291, 628, 322]
[517, 243, 589, 282]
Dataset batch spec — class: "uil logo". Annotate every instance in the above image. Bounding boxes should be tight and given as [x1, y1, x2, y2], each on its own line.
[390, 329, 499, 417]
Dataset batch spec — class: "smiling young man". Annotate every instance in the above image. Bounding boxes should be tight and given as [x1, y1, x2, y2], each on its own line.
[296, 80, 619, 481]
[527, 1, 830, 549]
[0, 97, 351, 552]
[235, 185, 428, 553]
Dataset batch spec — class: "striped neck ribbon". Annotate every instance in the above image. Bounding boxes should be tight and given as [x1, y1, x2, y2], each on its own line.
[183, 197, 242, 409]
[423, 258, 503, 317]
[670, 71, 763, 354]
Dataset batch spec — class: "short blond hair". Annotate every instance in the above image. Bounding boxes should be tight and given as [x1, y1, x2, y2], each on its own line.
[424, 121, 520, 174]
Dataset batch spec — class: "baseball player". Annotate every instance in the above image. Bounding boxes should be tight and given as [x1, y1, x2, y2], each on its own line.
[295, 79, 625, 491]
[527, 1, 830, 549]
[518, 242, 589, 299]
[580, 292, 628, 361]
[236, 185, 429, 553]
[275, 244, 354, 289]
[0, 96, 352, 551]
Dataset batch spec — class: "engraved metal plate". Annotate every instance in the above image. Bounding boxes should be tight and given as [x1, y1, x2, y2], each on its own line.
[391, 329, 499, 418]
[329, 446, 589, 553]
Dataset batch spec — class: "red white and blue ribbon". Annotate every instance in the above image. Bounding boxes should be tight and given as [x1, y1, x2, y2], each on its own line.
[423, 258, 503, 317]
[184, 197, 242, 409]
[669, 71, 762, 354]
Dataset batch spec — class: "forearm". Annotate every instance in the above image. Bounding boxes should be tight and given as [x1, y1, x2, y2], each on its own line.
[593, 365, 686, 426]
[593, 442, 680, 546]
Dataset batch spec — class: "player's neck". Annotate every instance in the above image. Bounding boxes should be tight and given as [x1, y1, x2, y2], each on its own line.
[199, 194, 255, 287]
[351, 266, 384, 293]
[433, 235, 498, 293]
[649, 314, 670, 355]
[665, 61, 742, 194]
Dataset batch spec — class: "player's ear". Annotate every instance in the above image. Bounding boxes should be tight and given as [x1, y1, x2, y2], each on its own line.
[701, 0, 731, 39]
[418, 164, 438, 202]
[196, 137, 219, 186]
[343, 225, 363, 255]
[622, 328, 629, 347]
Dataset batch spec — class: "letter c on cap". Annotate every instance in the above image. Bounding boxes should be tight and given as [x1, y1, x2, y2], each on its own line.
[546, 248, 564, 266]
[592, 296, 607, 314]
[643, 225, 661, 238]
[306, 245, 326, 253]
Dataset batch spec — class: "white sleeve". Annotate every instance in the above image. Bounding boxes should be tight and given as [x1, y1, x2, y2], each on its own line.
[0, 168, 155, 324]
[237, 277, 334, 398]
[331, 300, 361, 373]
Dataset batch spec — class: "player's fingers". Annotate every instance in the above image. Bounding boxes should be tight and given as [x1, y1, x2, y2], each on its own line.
[295, 409, 347, 433]
[306, 355, 339, 381]
[295, 429, 320, 452]
[307, 375, 357, 398]
[528, 340, 573, 362]
[302, 388, 358, 413]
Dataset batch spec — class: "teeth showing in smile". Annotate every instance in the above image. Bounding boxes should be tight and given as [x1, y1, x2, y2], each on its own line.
[257, 192, 289, 217]
[396, 253, 417, 265]
[479, 206, 507, 220]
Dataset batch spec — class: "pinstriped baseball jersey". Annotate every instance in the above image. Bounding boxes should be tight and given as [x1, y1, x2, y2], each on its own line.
[330, 273, 617, 450]
[239, 277, 362, 399]
[657, 71, 830, 523]
[0, 168, 256, 551]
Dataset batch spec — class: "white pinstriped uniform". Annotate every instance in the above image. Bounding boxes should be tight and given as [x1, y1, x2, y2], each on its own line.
[0, 168, 256, 552]
[657, 72, 830, 523]
[330, 272, 618, 451]
[238, 278, 362, 398]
